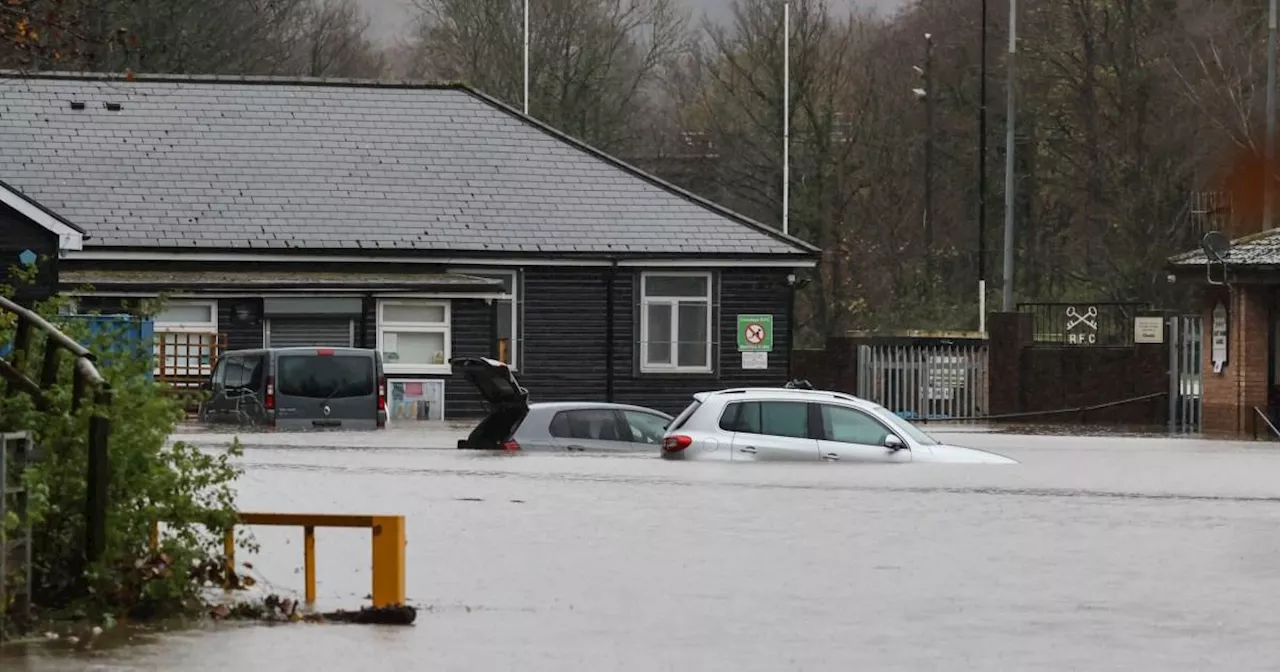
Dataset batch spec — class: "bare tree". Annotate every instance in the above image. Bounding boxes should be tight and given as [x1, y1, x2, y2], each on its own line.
[404, 0, 688, 153]
[292, 0, 387, 78]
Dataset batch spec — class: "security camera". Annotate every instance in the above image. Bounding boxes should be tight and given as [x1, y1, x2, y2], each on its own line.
[1166, 273, 1176, 284]
[912, 88, 927, 99]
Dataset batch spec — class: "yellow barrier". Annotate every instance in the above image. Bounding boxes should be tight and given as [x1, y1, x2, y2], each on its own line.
[151, 512, 407, 608]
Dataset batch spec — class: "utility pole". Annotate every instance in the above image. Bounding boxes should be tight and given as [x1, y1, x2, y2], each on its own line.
[782, 0, 791, 236]
[1001, 0, 1017, 312]
[924, 32, 935, 292]
[977, 0, 989, 332]
[1266, 0, 1277, 230]
[523, 0, 530, 115]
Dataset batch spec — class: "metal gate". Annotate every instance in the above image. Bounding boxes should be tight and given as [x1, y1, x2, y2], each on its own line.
[1168, 315, 1203, 433]
[265, 317, 354, 348]
[856, 341, 989, 421]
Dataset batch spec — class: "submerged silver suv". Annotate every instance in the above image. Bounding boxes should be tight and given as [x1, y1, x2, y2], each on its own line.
[661, 387, 1015, 464]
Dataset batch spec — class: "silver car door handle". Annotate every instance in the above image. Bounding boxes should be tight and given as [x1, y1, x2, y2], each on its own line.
[566, 444, 587, 452]
[823, 453, 840, 461]
[740, 446, 757, 454]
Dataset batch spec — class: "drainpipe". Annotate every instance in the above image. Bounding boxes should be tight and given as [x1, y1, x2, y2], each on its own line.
[361, 294, 372, 348]
[488, 297, 499, 360]
[605, 261, 617, 402]
[786, 272, 798, 380]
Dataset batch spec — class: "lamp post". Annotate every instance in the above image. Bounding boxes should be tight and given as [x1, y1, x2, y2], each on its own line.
[1001, 0, 1017, 311]
[523, 0, 530, 115]
[1266, 0, 1277, 230]
[782, 0, 791, 236]
[977, 0, 989, 332]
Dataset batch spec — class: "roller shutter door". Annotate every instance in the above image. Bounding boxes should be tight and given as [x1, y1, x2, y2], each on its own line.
[266, 317, 354, 348]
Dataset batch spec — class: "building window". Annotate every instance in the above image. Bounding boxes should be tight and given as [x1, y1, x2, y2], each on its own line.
[387, 379, 446, 422]
[153, 300, 220, 381]
[377, 300, 451, 374]
[640, 272, 712, 373]
[451, 269, 519, 369]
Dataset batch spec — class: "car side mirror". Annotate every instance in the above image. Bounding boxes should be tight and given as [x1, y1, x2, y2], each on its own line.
[884, 435, 907, 451]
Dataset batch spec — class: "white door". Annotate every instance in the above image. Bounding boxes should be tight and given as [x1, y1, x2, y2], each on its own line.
[815, 403, 912, 463]
[721, 400, 820, 461]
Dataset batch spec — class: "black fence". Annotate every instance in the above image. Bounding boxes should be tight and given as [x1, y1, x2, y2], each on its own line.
[1016, 302, 1151, 347]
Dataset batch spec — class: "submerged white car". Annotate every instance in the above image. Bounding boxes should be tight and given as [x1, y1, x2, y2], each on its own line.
[660, 387, 1015, 464]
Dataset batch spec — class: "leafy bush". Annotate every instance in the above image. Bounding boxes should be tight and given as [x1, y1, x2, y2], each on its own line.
[1, 271, 242, 628]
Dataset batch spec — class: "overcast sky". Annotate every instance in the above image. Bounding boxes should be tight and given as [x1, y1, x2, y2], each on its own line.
[355, 0, 912, 44]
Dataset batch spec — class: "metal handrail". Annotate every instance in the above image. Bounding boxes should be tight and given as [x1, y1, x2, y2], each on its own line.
[1252, 407, 1280, 441]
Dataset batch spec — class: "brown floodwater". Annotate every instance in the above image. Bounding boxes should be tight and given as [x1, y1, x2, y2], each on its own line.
[6, 425, 1280, 671]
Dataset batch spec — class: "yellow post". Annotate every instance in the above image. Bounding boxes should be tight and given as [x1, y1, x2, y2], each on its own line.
[369, 515, 406, 608]
[149, 521, 160, 552]
[303, 525, 316, 604]
[223, 527, 236, 588]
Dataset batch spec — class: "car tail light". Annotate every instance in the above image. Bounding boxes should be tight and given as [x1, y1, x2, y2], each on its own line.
[264, 376, 275, 410]
[501, 439, 521, 452]
[663, 435, 692, 453]
[316, 348, 335, 356]
[377, 376, 386, 411]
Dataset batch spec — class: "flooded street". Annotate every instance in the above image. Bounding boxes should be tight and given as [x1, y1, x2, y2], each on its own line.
[9, 427, 1280, 670]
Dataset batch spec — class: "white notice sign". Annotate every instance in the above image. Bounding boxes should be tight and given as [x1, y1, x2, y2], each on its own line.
[741, 351, 768, 370]
[1134, 317, 1164, 344]
[1211, 302, 1228, 374]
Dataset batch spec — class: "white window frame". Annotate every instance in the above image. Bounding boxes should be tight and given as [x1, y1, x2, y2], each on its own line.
[377, 299, 452, 375]
[639, 271, 713, 374]
[450, 268, 519, 370]
[153, 300, 219, 377]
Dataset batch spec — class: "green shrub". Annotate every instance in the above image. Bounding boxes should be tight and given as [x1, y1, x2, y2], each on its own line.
[1, 271, 241, 627]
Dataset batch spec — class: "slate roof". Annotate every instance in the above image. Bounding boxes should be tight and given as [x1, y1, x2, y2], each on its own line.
[0, 72, 816, 258]
[1168, 229, 1280, 267]
[61, 269, 505, 292]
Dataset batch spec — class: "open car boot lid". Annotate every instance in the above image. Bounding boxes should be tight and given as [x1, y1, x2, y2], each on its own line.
[449, 356, 529, 408]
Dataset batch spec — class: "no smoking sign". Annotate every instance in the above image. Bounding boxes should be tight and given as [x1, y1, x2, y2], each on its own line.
[736, 314, 774, 352]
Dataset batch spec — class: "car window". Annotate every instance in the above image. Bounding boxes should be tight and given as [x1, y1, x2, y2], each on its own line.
[719, 401, 810, 439]
[210, 358, 227, 388]
[820, 404, 892, 445]
[550, 409, 627, 442]
[623, 410, 669, 444]
[223, 356, 264, 392]
[277, 355, 374, 399]
[668, 399, 702, 431]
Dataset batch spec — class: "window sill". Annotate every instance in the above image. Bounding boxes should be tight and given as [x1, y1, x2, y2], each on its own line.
[383, 364, 452, 376]
[639, 366, 715, 376]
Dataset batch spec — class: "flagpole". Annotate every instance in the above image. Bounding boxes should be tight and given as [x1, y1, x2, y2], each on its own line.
[782, 0, 790, 236]
[523, 0, 530, 115]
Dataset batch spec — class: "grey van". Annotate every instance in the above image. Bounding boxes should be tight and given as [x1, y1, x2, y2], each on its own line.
[199, 347, 387, 430]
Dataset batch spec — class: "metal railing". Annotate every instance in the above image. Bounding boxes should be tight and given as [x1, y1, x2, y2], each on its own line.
[151, 512, 408, 609]
[856, 341, 988, 421]
[1017, 302, 1150, 347]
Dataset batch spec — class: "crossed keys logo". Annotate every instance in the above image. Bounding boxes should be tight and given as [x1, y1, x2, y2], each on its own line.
[1065, 306, 1098, 331]
[1065, 306, 1099, 345]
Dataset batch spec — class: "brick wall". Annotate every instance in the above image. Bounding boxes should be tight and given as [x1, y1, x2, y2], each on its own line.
[1201, 285, 1271, 436]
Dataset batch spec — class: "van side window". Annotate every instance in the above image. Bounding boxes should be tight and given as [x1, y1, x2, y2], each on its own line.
[719, 401, 810, 439]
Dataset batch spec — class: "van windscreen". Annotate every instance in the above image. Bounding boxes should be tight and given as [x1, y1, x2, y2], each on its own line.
[277, 355, 374, 399]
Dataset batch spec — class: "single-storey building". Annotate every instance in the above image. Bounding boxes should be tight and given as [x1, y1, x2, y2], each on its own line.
[0, 72, 818, 419]
[1169, 229, 1280, 436]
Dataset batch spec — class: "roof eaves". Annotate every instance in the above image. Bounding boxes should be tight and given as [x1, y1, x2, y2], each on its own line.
[0, 177, 86, 251]
[0, 69, 469, 92]
[454, 85, 822, 257]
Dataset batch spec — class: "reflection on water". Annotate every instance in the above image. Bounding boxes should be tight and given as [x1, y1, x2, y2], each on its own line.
[7, 429, 1280, 671]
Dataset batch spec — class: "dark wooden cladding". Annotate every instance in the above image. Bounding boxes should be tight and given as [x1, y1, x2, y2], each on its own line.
[445, 298, 497, 418]
[447, 266, 794, 418]
[0, 204, 58, 301]
[217, 298, 265, 351]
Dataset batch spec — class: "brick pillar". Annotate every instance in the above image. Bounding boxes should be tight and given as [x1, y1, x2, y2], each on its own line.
[1201, 286, 1271, 436]
[987, 312, 1032, 416]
